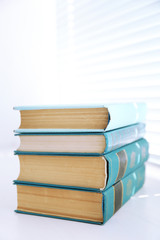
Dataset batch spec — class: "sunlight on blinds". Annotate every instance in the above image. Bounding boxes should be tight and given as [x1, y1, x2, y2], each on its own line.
[56, 0, 160, 163]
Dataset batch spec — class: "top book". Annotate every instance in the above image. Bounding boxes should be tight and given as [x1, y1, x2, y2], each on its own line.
[14, 103, 146, 133]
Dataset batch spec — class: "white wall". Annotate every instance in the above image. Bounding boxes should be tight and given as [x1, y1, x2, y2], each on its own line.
[0, 0, 59, 150]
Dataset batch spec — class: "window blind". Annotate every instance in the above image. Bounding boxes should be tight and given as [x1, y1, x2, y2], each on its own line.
[56, 0, 160, 164]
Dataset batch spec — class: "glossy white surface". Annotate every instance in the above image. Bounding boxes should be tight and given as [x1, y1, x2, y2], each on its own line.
[0, 153, 160, 240]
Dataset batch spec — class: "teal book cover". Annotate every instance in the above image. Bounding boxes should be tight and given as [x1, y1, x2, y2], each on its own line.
[105, 138, 148, 189]
[14, 123, 145, 155]
[14, 165, 146, 225]
[14, 103, 147, 133]
[14, 138, 149, 192]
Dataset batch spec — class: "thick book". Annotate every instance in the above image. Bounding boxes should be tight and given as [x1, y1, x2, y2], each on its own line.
[14, 164, 145, 224]
[14, 103, 146, 133]
[15, 123, 145, 155]
[14, 138, 149, 191]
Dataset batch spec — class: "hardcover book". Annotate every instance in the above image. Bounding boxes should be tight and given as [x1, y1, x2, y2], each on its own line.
[14, 138, 149, 191]
[14, 103, 146, 133]
[15, 165, 146, 224]
[15, 123, 145, 155]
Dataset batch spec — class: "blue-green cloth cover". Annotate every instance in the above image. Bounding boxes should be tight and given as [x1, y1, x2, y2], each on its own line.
[14, 123, 145, 155]
[14, 103, 146, 133]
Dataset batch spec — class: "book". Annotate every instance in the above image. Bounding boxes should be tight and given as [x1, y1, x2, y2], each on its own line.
[14, 164, 145, 224]
[15, 123, 145, 155]
[14, 103, 146, 133]
[14, 138, 149, 191]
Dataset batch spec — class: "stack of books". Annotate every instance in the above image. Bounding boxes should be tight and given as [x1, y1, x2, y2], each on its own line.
[14, 103, 149, 224]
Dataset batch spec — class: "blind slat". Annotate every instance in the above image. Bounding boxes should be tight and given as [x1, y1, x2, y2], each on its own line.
[58, 38, 160, 59]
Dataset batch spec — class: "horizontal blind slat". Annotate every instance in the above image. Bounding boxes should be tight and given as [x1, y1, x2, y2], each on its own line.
[58, 38, 160, 59]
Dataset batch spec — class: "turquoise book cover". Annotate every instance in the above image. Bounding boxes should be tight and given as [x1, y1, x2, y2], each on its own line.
[14, 123, 145, 155]
[14, 103, 147, 133]
[105, 138, 149, 189]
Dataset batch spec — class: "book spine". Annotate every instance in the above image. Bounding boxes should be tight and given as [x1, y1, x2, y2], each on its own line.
[105, 138, 149, 189]
[103, 164, 145, 224]
[104, 123, 145, 153]
[105, 102, 147, 131]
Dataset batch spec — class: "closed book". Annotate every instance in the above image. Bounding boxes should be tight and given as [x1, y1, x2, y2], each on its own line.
[15, 123, 145, 155]
[14, 164, 146, 224]
[14, 138, 148, 191]
[14, 103, 146, 133]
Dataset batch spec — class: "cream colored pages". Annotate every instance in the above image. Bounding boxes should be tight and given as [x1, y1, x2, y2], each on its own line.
[17, 185, 103, 222]
[19, 107, 109, 129]
[18, 155, 107, 190]
[18, 135, 106, 153]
